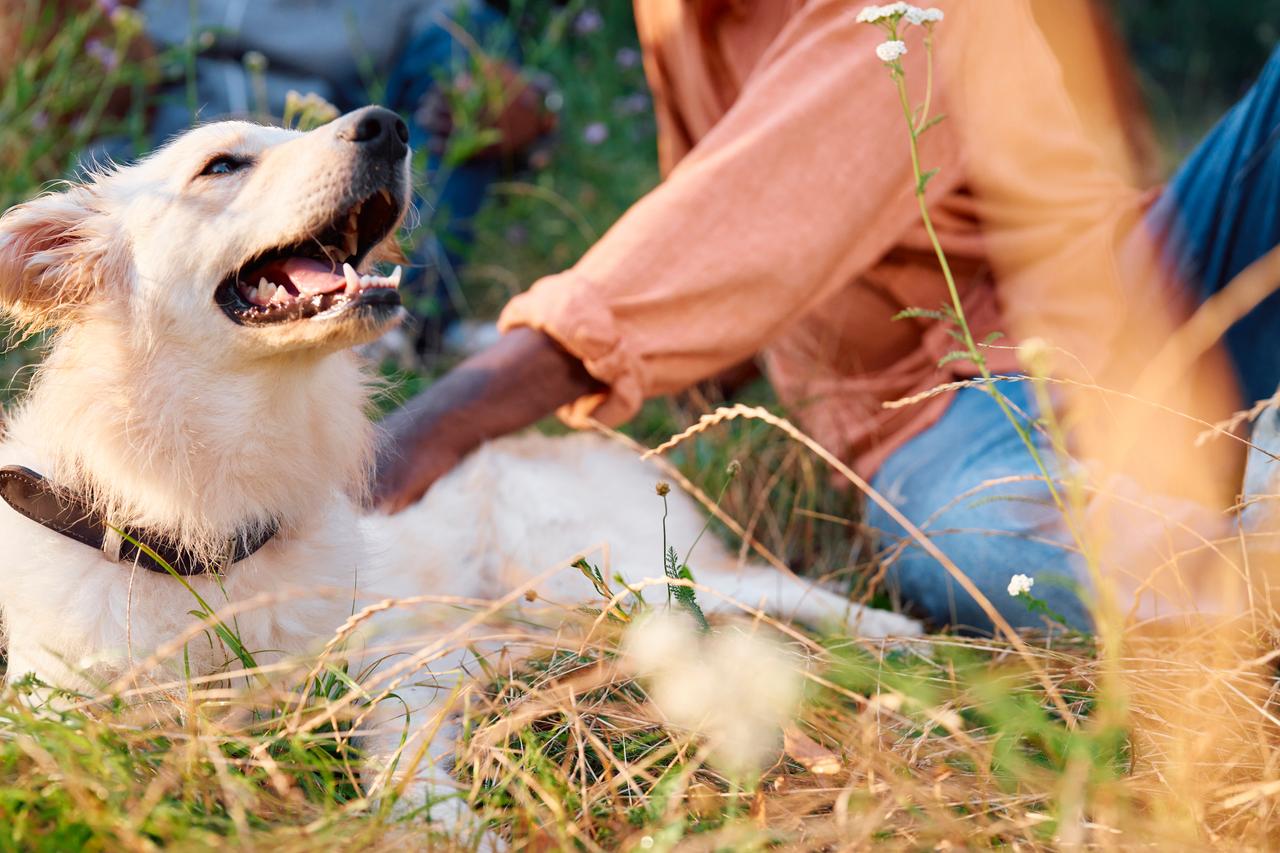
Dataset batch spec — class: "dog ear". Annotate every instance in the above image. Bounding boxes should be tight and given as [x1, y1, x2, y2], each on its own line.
[0, 187, 119, 333]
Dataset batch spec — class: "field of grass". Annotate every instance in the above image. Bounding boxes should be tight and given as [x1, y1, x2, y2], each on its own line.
[3, 2, 1280, 851]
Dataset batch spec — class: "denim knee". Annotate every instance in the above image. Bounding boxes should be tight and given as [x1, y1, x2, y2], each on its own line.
[866, 385, 1091, 633]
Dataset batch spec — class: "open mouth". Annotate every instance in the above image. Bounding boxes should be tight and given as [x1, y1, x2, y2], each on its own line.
[215, 189, 404, 326]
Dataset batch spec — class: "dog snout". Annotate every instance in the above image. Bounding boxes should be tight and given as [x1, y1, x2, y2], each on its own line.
[336, 106, 409, 162]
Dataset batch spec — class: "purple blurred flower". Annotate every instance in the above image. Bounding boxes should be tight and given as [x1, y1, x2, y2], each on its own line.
[86, 38, 118, 71]
[574, 8, 603, 35]
[30, 111, 49, 131]
[615, 47, 640, 69]
[96, 0, 120, 13]
[613, 92, 651, 117]
[582, 122, 609, 145]
[505, 224, 529, 246]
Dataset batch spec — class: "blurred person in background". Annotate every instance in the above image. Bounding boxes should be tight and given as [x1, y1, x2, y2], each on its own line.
[373, 0, 1280, 634]
[132, 0, 555, 353]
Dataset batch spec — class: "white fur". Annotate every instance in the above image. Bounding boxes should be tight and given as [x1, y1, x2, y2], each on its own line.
[0, 116, 920, 821]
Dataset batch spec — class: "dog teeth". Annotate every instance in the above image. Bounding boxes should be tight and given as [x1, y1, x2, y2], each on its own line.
[388, 265, 402, 288]
[342, 262, 360, 291]
[257, 277, 277, 303]
[246, 285, 259, 303]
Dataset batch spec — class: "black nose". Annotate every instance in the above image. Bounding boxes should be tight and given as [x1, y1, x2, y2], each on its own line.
[337, 106, 409, 161]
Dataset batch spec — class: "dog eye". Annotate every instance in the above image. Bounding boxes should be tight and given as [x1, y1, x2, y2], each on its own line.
[199, 155, 250, 177]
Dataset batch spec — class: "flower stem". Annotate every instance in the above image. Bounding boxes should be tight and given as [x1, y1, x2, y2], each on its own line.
[913, 28, 935, 134]
[889, 60, 1074, 525]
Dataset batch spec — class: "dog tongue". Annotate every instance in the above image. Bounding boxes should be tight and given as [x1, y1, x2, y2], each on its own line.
[274, 257, 346, 295]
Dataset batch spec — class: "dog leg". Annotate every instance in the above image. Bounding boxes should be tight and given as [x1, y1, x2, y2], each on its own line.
[686, 560, 923, 638]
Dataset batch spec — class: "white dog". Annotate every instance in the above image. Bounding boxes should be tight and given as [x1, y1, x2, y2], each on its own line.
[0, 108, 919, 819]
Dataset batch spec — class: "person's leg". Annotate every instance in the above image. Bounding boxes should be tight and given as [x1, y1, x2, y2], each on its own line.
[1144, 46, 1280, 534]
[870, 49, 1280, 631]
[1147, 45, 1280, 405]
[866, 382, 1092, 633]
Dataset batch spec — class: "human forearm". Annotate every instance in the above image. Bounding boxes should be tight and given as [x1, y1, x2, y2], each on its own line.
[373, 327, 600, 512]
[499, 5, 953, 419]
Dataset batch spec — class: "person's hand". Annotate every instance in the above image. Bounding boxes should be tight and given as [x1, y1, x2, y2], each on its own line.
[370, 328, 602, 515]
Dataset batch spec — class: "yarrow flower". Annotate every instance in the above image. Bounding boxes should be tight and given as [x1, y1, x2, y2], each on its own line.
[905, 6, 944, 25]
[857, 2, 908, 23]
[857, 4, 943, 26]
[855, 5, 884, 23]
[1008, 573, 1035, 597]
[624, 613, 801, 776]
[875, 40, 908, 63]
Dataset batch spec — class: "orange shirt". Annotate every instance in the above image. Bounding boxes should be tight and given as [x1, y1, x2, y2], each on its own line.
[498, 0, 1185, 476]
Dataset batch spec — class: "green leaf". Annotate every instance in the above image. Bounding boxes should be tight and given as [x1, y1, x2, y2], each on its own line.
[937, 350, 974, 368]
[918, 112, 947, 134]
[672, 566, 709, 631]
[893, 307, 947, 322]
[663, 546, 681, 581]
[663, 548, 708, 630]
[917, 167, 940, 195]
[575, 558, 611, 599]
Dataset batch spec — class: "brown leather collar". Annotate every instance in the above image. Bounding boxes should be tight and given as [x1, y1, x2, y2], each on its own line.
[0, 465, 277, 576]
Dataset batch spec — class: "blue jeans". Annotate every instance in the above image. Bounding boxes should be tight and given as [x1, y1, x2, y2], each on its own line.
[867, 46, 1280, 633]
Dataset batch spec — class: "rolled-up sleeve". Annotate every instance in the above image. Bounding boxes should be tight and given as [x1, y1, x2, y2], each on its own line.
[498, 0, 962, 428]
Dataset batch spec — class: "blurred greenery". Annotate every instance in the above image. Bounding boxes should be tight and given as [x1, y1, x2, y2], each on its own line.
[0, 3, 150, 211]
[1110, 1, 1280, 159]
[453, 2, 659, 321]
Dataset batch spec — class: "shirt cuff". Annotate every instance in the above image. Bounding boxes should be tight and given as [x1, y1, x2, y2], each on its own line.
[497, 271, 647, 428]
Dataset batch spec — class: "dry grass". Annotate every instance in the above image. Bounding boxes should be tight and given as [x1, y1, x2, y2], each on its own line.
[10, 606, 1273, 850]
[3, 476, 1278, 851]
[3, 371, 1280, 852]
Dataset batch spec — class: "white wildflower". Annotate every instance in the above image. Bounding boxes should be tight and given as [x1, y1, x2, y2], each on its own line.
[861, 3, 944, 27]
[905, 6, 944, 26]
[1007, 573, 1035, 597]
[624, 612, 802, 777]
[856, 4, 885, 23]
[857, 2, 909, 24]
[875, 40, 909, 62]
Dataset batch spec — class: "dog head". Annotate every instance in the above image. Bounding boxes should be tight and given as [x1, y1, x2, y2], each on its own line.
[0, 106, 411, 358]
